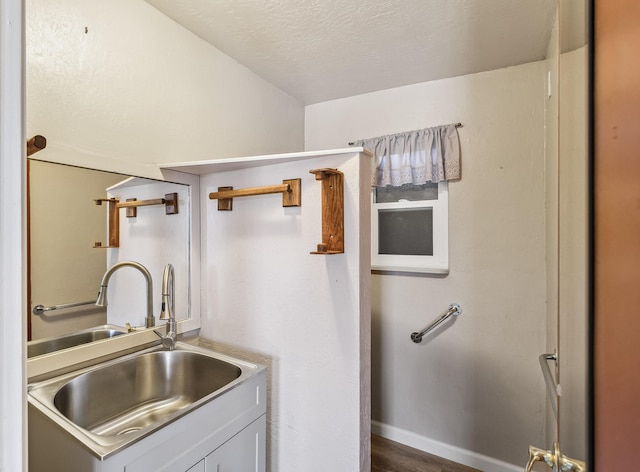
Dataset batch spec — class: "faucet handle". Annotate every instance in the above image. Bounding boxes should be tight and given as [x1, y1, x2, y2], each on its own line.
[525, 443, 587, 472]
[126, 322, 145, 333]
[153, 318, 178, 351]
[526, 445, 554, 472]
[560, 454, 587, 472]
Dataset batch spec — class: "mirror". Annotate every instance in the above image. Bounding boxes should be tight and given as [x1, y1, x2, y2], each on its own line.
[27, 158, 192, 358]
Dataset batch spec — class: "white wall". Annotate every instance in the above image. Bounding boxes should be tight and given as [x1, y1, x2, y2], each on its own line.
[305, 62, 548, 468]
[198, 151, 371, 472]
[26, 0, 304, 172]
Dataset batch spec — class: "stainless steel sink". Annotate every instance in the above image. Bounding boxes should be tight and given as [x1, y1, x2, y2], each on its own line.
[27, 325, 128, 358]
[28, 342, 262, 458]
[54, 349, 241, 436]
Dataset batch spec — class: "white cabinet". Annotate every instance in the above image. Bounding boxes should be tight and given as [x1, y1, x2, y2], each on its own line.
[187, 459, 205, 472]
[29, 368, 266, 472]
[205, 416, 266, 472]
[186, 417, 266, 472]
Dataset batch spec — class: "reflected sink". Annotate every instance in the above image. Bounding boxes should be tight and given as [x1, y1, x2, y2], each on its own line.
[27, 325, 128, 358]
[28, 342, 262, 458]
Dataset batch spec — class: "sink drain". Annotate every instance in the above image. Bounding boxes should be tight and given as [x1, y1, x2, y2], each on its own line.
[117, 427, 142, 435]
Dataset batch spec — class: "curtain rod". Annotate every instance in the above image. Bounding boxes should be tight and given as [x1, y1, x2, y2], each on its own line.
[348, 123, 463, 146]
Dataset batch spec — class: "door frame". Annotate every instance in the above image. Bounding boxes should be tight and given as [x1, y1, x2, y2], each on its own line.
[0, 0, 27, 470]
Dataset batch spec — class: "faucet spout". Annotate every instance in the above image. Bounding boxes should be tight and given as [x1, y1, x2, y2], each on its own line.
[96, 260, 155, 328]
[154, 263, 177, 350]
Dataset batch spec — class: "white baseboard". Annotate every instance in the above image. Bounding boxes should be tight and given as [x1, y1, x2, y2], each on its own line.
[371, 421, 522, 472]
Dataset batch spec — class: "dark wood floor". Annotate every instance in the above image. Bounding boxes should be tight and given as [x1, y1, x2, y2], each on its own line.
[371, 434, 482, 472]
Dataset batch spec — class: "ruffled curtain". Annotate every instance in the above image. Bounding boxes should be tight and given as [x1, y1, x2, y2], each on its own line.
[352, 124, 461, 187]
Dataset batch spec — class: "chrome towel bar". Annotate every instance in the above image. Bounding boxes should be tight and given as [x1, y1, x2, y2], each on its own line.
[32, 301, 97, 316]
[539, 351, 559, 420]
[411, 303, 462, 343]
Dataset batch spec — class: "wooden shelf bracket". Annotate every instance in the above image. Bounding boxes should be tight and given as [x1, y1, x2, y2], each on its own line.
[92, 193, 178, 248]
[208, 179, 301, 211]
[309, 168, 344, 255]
[93, 198, 119, 248]
[116, 192, 179, 218]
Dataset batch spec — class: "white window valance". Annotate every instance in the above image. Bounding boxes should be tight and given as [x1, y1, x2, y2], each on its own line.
[352, 124, 461, 187]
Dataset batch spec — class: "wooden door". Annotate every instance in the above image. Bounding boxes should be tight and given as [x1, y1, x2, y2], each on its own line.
[594, 0, 640, 469]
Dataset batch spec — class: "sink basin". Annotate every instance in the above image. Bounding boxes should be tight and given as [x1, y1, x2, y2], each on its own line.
[28, 342, 262, 458]
[27, 325, 128, 358]
[54, 350, 241, 436]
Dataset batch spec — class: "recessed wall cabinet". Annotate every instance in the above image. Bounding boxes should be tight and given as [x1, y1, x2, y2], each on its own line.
[28, 370, 266, 472]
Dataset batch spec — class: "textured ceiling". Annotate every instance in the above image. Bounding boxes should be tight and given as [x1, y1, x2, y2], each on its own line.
[145, 0, 557, 105]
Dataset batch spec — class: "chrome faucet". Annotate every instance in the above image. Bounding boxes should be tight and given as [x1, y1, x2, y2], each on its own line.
[96, 260, 155, 328]
[154, 263, 177, 350]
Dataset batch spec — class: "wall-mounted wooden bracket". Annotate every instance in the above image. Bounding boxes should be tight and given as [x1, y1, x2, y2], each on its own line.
[93, 198, 119, 248]
[91, 193, 178, 248]
[309, 168, 344, 255]
[116, 192, 179, 218]
[209, 179, 301, 211]
[26, 135, 47, 157]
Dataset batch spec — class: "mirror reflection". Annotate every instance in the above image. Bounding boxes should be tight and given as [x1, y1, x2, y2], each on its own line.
[27, 158, 191, 358]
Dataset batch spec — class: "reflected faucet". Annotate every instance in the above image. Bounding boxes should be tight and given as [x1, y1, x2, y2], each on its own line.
[154, 263, 177, 350]
[96, 260, 155, 328]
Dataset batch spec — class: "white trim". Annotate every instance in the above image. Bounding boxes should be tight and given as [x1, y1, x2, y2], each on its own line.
[371, 182, 449, 274]
[358, 153, 372, 472]
[0, 0, 26, 469]
[160, 147, 372, 175]
[27, 141, 167, 181]
[371, 421, 521, 472]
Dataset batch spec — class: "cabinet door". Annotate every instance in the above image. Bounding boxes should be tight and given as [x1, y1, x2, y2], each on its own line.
[205, 416, 265, 472]
[186, 459, 205, 472]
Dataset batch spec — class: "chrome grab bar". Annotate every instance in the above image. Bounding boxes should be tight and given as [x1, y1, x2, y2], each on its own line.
[411, 304, 462, 343]
[32, 301, 97, 316]
[539, 351, 559, 420]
